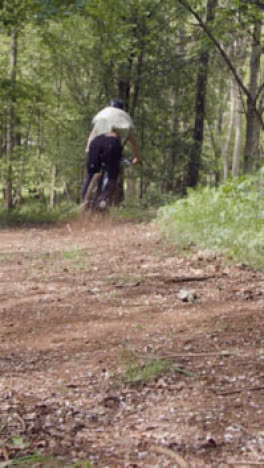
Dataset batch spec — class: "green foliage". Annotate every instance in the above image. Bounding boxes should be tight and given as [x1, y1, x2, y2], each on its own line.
[110, 186, 177, 222]
[0, 0, 201, 210]
[0, 200, 78, 227]
[2, 453, 58, 467]
[157, 171, 264, 268]
[143, 186, 178, 207]
[122, 354, 194, 385]
[110, 202, 157, 223]
[0, 0, 263, 211]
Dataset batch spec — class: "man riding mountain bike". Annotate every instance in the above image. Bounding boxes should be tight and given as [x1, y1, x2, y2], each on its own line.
[82, 98, 141, 209]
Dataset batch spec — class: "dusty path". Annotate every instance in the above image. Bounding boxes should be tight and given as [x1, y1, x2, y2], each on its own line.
[0, 218, 263, 467]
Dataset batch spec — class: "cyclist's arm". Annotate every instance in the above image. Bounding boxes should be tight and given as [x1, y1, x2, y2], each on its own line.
[128, 130, 141, 164]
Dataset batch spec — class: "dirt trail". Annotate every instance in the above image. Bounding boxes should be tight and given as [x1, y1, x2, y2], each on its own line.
[0, 218, 264, 467]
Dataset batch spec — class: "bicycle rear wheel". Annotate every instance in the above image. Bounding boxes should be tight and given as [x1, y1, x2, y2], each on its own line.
[84, 172, 101, 206]
[79, 172, 102, 215]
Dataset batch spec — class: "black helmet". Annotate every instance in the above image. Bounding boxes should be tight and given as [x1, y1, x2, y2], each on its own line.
[110, 98, 124, 109]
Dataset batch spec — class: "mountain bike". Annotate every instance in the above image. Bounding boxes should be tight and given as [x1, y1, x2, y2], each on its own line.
[81, 158, 132, 214]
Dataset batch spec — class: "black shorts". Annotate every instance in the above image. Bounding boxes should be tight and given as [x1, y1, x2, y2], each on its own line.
[88, 134, 122, 180]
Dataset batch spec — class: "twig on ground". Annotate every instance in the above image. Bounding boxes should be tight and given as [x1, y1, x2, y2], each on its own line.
[174, 366, 195, 377]
[150, 445, 188, 467]
[217, 386, 264, 396]
[0, 416, 8, 432]
[114, 281, 141, 288]
[164, 275, 217, 283]
[227, 460, 264, 466]
[154, 351, 237, 358]
[14, 413, 26, 432]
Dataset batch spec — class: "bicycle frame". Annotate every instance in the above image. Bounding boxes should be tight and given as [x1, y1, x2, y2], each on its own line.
[83, 158, 133, 213]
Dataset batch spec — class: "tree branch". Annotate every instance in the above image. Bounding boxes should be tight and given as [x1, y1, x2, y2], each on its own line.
[176, 0, 264, 129]
[255, 79, 264, 105]
[246, 0, 264, 9]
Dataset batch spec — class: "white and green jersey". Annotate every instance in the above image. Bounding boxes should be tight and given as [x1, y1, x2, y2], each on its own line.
[90, 107, 135, 146]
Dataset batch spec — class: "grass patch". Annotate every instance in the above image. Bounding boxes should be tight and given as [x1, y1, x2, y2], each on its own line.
[62, 246, 82, 261]
[0, 254, 13, 263]
[2, 454, 61, 467]
[1, 453, 91, 467]
[120, 352, 194, 386]
[157, 172, 264, 269]
[61, 247, 87, 271]
[124, 358, 173, 384]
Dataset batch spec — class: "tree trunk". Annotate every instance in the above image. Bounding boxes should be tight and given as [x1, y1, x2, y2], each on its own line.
[50, 165, 57, 209]
[50, 61, 63, 208]
[117, 57, 133, 111]
[4, 28, 18, 210]
[115, 59, 134, 205]
[16, 109, 34, 206]
[221, 77, 236, 180]
[130, 50, 144, 119]
[244, 20, 262, 173]
[166, 90, 179, 192]
[208, 122, 220, 186]
[187, 0, 217, 188]
[139, 101, 146, 199]
[232, 82, 242, 177]
[127, 48, 145, 199]
[126, 176, 136, 198]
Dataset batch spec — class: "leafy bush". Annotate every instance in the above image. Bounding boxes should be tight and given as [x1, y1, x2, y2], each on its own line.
[157, 171, 264, 268]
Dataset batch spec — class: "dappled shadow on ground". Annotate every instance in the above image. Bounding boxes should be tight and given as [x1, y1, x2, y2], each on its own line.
[0, 218, 264, 466]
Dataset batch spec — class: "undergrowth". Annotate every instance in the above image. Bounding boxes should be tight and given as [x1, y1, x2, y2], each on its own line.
[0, 201, 78, 227]
[110, 189, 176, 223]
[110, 203, 156, 223]
[157, 171, 264, 269]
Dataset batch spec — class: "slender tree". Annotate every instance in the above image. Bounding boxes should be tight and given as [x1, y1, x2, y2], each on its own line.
[4, 28, 18, 209]
[244, 20, 262, 173]
[187, 0, 217, 187]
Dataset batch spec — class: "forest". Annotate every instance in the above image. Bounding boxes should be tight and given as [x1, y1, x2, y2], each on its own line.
[1, 2, 264, 467]
[1, 0, 264, 211]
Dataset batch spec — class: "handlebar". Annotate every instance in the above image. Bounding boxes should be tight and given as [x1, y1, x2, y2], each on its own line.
[122, 158, 133, 166]
[122, 157, 142, 166]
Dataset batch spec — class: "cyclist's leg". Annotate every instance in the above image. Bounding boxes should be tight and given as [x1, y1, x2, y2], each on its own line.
[82, 173, 93, 200]
[99, 136, 122, 205]
[82, 136, 103, 202]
